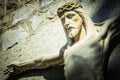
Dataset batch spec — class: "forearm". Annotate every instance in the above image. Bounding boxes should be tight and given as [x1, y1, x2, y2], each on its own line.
[16, 53, 63, 72]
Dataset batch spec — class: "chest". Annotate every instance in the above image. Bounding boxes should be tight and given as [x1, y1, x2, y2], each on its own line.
[63, 35, 104, 65]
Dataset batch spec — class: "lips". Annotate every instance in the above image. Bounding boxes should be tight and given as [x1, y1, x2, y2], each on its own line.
[68, 27, 73, 30]
[68, 27, 73, 32]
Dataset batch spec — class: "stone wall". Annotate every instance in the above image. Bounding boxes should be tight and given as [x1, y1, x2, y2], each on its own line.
[0, 0, 67, 54]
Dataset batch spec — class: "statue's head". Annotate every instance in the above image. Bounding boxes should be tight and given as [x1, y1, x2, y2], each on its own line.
[57, 2, 84, 39]
[57, 2, 94, 45]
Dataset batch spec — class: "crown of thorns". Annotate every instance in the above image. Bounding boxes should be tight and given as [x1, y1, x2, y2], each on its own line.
[57, 2, 82, 17]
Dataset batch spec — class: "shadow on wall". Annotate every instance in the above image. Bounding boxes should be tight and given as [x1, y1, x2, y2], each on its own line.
[6, 65, 65, 80]
[92, 0, 120, 22]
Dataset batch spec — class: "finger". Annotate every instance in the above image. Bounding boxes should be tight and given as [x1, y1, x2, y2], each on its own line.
[4, 68, 10, 74]
[7, 71, 13, 75]
[4, 69, 11, 75]
[4, 67, 14, 75]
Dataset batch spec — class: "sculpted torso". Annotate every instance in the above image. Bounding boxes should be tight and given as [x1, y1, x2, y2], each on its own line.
[4, 2, 120, 80]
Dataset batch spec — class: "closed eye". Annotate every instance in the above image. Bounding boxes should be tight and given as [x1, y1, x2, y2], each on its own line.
[66, 14, 75, 19]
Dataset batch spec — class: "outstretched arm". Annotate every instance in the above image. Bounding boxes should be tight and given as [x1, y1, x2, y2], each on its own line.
[4, 44, 67, 75]
[102, 15, 120, 52]
[18, 53, 64, 70]
[95, 15, 120, 52]
[97, 15, 120, 78]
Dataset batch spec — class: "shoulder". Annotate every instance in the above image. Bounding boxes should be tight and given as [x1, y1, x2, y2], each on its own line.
[60, 42, 68, 54]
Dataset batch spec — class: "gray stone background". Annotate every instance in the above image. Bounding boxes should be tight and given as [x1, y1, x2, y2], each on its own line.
[0, 0, 120, 80]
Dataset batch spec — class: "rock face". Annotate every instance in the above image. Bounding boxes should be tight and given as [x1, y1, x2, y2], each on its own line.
[0, 0, 120, 80]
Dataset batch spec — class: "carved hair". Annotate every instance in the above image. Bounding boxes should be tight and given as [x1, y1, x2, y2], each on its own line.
[57, 2, 82, 18]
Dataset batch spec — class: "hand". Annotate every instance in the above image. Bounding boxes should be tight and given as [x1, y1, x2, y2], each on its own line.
[4, 62, 23, 76]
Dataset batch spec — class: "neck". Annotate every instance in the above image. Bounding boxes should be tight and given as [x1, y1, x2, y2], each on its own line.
[73, 25, 86, 43]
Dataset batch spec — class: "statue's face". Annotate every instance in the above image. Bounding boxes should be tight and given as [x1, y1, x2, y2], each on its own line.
[60, 11, 83, 38]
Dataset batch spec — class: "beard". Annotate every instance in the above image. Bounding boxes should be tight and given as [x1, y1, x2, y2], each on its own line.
[68, 29, 80, 38]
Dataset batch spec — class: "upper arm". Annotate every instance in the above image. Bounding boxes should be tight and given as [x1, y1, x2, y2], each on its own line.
[100, 15, 120, 52]
[42, 43, 67, 66]
[101, 16, 120, 39]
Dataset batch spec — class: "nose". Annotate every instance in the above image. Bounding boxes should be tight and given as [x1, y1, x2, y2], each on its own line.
[64, 18, 71, 27]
